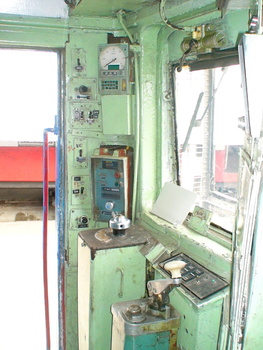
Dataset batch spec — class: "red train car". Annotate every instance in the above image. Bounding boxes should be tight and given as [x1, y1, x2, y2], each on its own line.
[0, 143, 56, 201]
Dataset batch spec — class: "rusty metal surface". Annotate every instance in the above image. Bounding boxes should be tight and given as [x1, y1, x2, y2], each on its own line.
[79, 225, 152, 250]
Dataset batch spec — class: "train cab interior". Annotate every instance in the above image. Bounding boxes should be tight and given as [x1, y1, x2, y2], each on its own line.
[0, 0, 263, 349]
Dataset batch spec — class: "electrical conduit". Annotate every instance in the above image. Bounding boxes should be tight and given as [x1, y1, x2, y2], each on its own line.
[117, 10, 141, 223]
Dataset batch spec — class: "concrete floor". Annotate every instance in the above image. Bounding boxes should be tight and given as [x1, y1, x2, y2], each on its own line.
[0, 220, 59, 350]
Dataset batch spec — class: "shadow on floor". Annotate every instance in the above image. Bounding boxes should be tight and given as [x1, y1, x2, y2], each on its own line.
[0, 201, 55, 222]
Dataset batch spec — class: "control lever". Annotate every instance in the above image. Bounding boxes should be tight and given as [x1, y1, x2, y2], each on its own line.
[108, 211, 130, 236]
[147, 260, 186, 313]
[165, 260, 187, 281]
[147, 260, 186, 296]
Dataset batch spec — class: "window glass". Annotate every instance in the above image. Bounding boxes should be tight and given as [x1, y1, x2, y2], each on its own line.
[175, 64, 245, 232]
[0, 0, 68, 18]
[0, 49, 58, 142]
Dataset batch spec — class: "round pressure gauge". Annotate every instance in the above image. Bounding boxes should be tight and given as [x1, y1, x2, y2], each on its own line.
[99, 45, 126, 70]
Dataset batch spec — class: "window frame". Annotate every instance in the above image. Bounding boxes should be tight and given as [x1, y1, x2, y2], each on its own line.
[171, 49, 243, 238]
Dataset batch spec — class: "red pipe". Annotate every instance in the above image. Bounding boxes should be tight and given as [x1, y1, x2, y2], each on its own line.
[61, 263, 66, 349]
[43, 130, 52, 350]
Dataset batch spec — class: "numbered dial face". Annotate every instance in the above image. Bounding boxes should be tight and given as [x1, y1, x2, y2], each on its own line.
[99, 45, 126, 70]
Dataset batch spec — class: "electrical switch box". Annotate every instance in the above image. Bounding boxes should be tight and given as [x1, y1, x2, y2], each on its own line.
[69, 209, 90, 230]
[91, 147, 132, 221]
[71, 48, 87, 76]
[69, 102, 101, 131]
[70, 137, 88, 169]
[71, 175, 89, 205]
[68, 78, 97, 101]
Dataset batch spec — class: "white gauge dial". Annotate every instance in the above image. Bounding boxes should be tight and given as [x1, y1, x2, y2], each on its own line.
[99, 45, 126, 70]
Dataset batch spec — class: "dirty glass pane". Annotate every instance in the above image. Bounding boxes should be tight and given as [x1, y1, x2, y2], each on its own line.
[175, 65, 245, 232]
[0, 0, 68, 18]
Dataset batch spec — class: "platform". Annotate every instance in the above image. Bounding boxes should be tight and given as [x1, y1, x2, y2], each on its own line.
[0, 220, 58, 350]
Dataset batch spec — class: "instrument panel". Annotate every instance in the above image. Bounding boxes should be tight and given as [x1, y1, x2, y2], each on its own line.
[159, 253, 228, 299]
[98, 44, 130, 95]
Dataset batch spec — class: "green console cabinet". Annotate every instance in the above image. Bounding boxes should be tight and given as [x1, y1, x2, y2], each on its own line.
[111, 299, 180, 350]
[78, 226, 150, 350]
[153, 253, 229, 350]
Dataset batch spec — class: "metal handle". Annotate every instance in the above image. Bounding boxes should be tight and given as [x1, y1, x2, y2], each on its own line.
[116, 268, 124, 298]
[43, 128, 54, 350]
[164, 260, 187, 279]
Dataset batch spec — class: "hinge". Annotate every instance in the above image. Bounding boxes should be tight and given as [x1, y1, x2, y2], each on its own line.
[65, 249, 68, 262]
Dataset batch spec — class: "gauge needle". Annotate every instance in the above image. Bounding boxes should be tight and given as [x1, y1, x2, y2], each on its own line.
[104, 58, 117, 67]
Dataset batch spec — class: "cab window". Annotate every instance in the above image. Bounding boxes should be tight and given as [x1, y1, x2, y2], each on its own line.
[174, 64, 245, 232]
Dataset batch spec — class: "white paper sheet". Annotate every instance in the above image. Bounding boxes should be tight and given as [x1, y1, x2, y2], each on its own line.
[151, 182, 197, 226]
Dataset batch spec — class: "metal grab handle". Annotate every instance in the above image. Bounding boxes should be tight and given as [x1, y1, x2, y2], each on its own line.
[43, 128, 54, 350]
[116, 268, 124, 298]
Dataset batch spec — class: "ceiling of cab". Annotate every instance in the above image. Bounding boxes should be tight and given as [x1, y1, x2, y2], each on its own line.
[70, 0, 159, 17]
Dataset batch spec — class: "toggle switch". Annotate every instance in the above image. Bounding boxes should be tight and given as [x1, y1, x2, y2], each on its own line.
[75, 58, 84, 72]
[77, 149, 86, 163]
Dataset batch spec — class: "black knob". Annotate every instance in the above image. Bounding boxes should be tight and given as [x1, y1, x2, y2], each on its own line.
[80, 216, 88, 224]
[79, 85, 88, 94]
